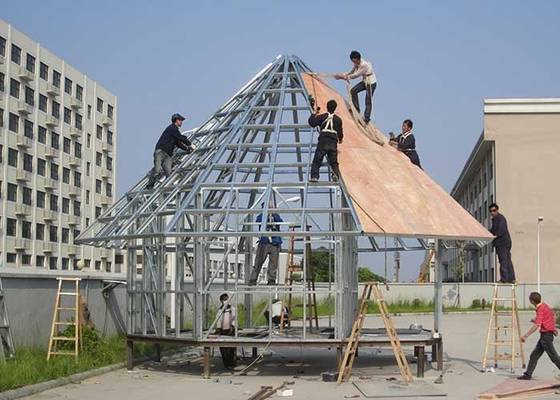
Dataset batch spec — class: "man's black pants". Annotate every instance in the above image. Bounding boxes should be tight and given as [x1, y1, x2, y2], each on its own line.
[310, 138, 340, 180]
[525, 332, 560, 377]
[217, 328, 237, 368]
[496, 243, 516, 282]
[350, 81, 377, 121]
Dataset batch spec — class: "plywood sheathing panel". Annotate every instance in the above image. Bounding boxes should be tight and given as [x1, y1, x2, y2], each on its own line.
[302, 73, 493, 240]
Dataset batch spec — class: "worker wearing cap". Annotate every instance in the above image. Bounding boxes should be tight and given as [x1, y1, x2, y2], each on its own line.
[335, 50, 377, 124]
[146, 113, 196, 188]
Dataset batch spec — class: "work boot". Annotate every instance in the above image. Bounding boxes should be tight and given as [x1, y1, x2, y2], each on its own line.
[517, 373, 531, 380]
[309, 177, 318, 183]
[331, 174, 339, 182]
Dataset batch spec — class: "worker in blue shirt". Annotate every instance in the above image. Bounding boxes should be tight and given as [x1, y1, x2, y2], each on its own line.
[249, 211, 283, 285]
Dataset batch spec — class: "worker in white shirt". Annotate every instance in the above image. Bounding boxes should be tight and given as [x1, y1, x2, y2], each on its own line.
[216, 293, 237, 369]
[335, 50, 377, 124]
[264, 299, 289, 328]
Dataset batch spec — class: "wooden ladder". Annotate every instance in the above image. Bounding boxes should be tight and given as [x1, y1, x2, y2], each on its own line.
[0, 277, 16, 362]
[482, 283, 525, 372]
[47, 278, 81, 360]
[280, 225, 318, 330]
[337, 282, 413, 384]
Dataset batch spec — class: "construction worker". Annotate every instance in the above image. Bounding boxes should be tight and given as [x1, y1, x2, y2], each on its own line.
[390, 119, 421, 168]
[308, 99, 343, 182]
[489, 203, 516, 283]
[216, 293, 237, 369]
[264, 299, 289, 328]
[518, 292, 560, 380]
[335, 50, 377, 123]
[146, 113, 196, 189]
[249, 207, 283, 285]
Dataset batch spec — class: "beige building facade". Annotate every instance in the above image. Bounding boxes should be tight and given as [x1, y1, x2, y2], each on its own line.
[449, 98, 560, 283]
[0, 19, 122, 275]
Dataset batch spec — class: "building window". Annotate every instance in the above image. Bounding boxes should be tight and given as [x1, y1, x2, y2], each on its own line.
[22, 220, 32, 239]
[40, 62, 48, 80]
[23, 153, 33, 172]
[96, 152, 102, 166]
[21, 254, 32, 266]
[107, 104, 114, 119]
[62, 197, 70, 214]
[62, 228, 69, 243]
[74, 142, 82, 159]
[63, 167, 70, 184]
[76, 84, 83, 101]
[105, 261, 112, 273]
[10, 78, 20, 99]
[63, 137, 71, 154]
[52, 70, 61, 88]
[96, 125, 103, 140]
[107, 131, 113, 145]
[87, 104, 92, 119]
[11, 44, 21, 65]
[36, 190, 45, 208]
[0, 36, 5, 57]
[9, 113, 19, 132]
[72, 229, 81, 244]
[86, 134, 91, 148]
[106, 182, 112, 197]
[50, 162, 59, 181]
[7, 183, 17, 202]
[49, 225, 58, 242]
[74, 171, 81, 188]
[26, 54, 35, 73]
[49, 257, 57, 270]
[51, 132, 59, 149]
[86, 162, 91, 176]
[86, 190, 90, 205]
[23, 187, 32, 205]
[24, 119, 33, 139]
[106, 155, 113, 171]
[95, 260, 101, 270]
[64, 78, 72, 95]
[36, 255, 45, 267]
[37, 158, 46, 176]
[39, 94, 47, 112]
[95, 179, 102, 194]
[95, 206, 101, 218]
[75, 113, 82, 130]
[36, 223, 45, 240]
[64, 107, 71, 124]
[61, 258, 69, 271]
[8, 148, 18, 167]
[7, 253, 17, 264]
[97, 98, 103, 113]
[51, 100, 60, 119]
[6, 218, 17, 236]
[38, 126, 47, 143]
[49, 193, 58, 211]
[25, 86, 34, 106]
[73, 200, 81, 217]
[0, 72, 4, 92]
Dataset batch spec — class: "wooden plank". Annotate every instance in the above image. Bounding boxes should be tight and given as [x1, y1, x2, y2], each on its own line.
[301, 73, 494, 240]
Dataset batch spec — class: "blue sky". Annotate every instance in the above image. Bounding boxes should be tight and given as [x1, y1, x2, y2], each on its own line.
[4, 1, 559, 280]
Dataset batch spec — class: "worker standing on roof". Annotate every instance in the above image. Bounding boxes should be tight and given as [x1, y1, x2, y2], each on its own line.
[390, 119, 421, 168]
[335, 50, 377, 124]
[146, 113, 196, 189]
[308, 100, 344, 182]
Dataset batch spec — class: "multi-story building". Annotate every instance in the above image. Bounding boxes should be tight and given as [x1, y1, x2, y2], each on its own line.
[0, 19, 121, 275]
[447, 98, 560, 283]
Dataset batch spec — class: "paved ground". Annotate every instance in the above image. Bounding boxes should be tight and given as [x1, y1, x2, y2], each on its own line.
[25, 312, 560, 400]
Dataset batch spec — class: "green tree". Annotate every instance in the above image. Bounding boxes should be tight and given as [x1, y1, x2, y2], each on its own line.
[358, 267, 385, 282]
[310, 247, 334, 282]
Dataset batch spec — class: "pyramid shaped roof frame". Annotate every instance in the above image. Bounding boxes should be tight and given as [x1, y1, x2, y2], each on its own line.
[77, 54, 492, 250]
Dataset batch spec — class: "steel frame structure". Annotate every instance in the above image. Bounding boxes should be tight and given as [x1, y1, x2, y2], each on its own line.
[77, 55, 479, 350]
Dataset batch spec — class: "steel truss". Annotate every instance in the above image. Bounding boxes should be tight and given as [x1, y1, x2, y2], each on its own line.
[77, 55, 480, 345]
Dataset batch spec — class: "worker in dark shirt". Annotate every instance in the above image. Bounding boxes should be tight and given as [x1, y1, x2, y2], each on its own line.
[489, 203, 516, 283]
[518, 292, 560, 380]
[308, 99, 343, 182]
[146, 113, 195, 189]
[390, 119, 421, 168]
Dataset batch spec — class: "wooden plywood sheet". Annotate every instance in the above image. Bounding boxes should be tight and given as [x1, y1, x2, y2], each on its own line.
[477, 378, 560, 399]
[302, 73, 493, 240]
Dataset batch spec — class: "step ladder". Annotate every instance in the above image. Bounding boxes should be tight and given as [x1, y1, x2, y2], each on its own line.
[337, 282, 413, 384]
[0, 277, 16, 362]
[482, 283, 526, 373]
[280, 225, 318, 331]
[47, 278, 81, 360]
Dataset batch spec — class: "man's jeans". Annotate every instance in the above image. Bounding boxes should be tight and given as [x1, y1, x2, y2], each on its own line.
[147, 149, 172, 187]
[250, 242, 280, 283]
[350, 81, 377, 121]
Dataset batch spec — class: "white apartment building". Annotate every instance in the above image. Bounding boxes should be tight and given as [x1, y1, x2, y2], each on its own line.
[0, 20, 122, 275]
